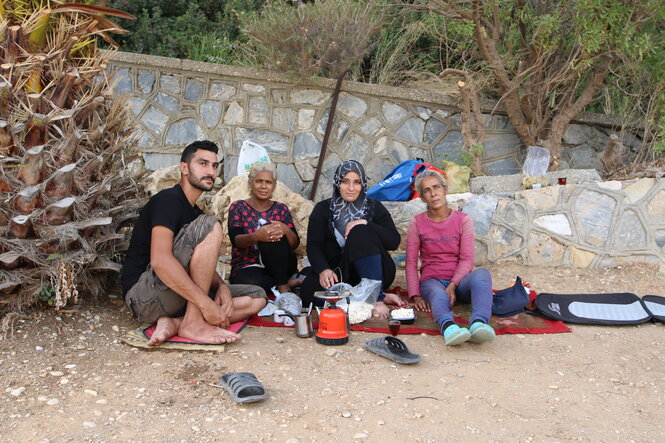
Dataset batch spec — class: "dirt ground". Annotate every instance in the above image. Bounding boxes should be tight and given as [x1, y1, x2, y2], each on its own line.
[1, 262, 665, 442]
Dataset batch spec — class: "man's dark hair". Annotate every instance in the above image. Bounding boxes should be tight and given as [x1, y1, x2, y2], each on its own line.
[180, 140, 219, 163]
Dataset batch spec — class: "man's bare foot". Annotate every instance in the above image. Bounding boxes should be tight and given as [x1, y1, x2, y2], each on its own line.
[383, 292, 406, 307]
[372, 301, 390, 318]
[148, 316, 182, 346]
[276, 284, 291, 294]
[178, 320, 241, 344]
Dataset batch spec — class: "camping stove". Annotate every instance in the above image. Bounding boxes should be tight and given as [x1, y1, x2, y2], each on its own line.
[314, 290, 350, 345]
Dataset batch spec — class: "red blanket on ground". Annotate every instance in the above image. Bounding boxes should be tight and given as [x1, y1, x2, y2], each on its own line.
[248, 287, 570, 335]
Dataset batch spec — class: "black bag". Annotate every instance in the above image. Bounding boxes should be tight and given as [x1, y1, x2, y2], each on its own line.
[492, 276, 530, 317]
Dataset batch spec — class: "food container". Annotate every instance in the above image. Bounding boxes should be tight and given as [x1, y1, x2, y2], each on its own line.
[390, 308, 416, 324]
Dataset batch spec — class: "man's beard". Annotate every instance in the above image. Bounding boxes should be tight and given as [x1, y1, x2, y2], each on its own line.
[189, 174, 214, 192]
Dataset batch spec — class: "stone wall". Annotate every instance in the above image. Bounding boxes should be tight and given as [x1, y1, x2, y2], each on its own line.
[388, 178, 665, 268]
[143, 159, 664, 269]
[107, 52, 639, 202]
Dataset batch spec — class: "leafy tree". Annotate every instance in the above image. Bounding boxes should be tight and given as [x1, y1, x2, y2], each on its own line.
[413, 0, 665, 169]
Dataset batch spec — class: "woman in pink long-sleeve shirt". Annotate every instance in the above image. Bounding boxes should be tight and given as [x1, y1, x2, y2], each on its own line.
[406, 170, 495, 346]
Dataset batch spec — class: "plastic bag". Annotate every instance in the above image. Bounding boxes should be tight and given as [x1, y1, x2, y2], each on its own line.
[274, 292, 302, 317]
[442, 160, 471, 194]
[366, 160, 425, 201]
[237, 140, 270, 176]
[522, 146, 550, 176]
[336, 278, 382, 324]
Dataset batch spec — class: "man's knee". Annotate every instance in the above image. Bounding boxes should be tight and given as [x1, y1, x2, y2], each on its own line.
[252, 296, 267, 309]
[230, 283, 267, 300]
[206, 220, 224, 244]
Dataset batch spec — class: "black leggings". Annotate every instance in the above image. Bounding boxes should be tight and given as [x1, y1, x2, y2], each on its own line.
[230, 238, 298, 296]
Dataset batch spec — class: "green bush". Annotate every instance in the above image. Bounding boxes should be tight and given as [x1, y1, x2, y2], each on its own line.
[106, 0, 264, 60]
[240, 0, 385, 80]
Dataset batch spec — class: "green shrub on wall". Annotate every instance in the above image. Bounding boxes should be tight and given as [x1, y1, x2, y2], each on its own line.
[240, 0, 385, 79]
[106, 0, 264, 61]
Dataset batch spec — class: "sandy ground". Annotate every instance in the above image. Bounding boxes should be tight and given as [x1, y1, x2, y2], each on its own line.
[1, 262, 665, 442]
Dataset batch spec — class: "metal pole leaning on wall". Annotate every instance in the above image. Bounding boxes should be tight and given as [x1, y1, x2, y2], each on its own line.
[309, 70, 349, 200]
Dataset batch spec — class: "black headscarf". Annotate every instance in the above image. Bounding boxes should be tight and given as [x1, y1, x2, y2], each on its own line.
[329, 160, 369, 247]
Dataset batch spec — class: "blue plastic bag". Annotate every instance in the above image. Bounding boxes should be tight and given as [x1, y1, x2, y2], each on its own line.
[367, 160, 428, 201]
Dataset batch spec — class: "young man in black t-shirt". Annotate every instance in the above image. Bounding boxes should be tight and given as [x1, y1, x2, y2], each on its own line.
[122, 140, 266, 345]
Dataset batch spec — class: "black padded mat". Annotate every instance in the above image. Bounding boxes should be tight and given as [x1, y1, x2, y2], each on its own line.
[642, 295, 665, 323]
[535, 292, 652, 325]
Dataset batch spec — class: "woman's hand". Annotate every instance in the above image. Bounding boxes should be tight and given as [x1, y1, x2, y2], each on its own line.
[270, 220, 290, 236]
[446, 282, 457, 306]
[319, 269, 339, 289]
[412, 296, 430, 312]
[344, 219, 367, 238]
[254, 224, 283, 243]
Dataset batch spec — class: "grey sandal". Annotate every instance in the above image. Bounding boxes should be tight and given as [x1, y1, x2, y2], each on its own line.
[220, 372, 268, 404]
[364, 336, 422, 365]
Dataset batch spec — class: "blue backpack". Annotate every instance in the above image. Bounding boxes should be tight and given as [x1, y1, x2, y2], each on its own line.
[367, 160, 428, 201]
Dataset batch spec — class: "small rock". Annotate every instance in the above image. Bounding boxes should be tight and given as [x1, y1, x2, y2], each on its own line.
[65, 364, 76, 369]
[112, 325, 120, 332]
[325, 349, 338, 357]
[60, 378, 69, 385]
[276, 337, 285, 343]
[378, 420, 385, 426]
[47, 398, 60, 406]
[35, 346, 43, 351]
[192, 426, 200, 432]
[96, 399, 108, 404]
[286, 438, 300, 443]
[9, 387, 26, 397]
[353, 432, 368, 439]
[38, 396, 48, 402]
[341, 411, 352, 418]
[83, 421, 96, 428]
[84, 390, 98, 396]
[50, 371, 64, 376]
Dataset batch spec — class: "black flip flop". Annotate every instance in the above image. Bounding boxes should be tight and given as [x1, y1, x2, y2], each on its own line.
[364, 336, 422, 364]
[220, 372, 268, 404]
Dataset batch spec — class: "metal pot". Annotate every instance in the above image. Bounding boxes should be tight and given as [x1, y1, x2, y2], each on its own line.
[294, 312, 314, 338]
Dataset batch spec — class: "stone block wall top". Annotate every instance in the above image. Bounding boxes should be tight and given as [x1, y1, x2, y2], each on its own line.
[108, 51, 645, 207]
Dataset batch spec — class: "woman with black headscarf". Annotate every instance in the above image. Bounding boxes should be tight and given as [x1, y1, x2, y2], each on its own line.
[300, 160, 404, 316]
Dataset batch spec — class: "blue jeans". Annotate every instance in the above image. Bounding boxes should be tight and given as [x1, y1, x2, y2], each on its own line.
[420, 268, 493, 329]
[353, 254, 385, 302]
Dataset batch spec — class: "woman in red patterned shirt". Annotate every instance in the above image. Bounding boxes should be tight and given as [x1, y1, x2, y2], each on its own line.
[228, 163, 301, 296]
